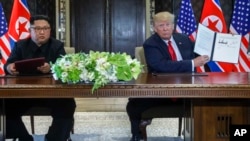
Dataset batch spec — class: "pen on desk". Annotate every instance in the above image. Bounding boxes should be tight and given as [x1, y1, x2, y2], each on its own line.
[152, 72, 208, 76]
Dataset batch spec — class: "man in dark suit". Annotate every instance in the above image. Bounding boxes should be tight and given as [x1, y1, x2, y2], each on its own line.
[4, 15, 75, 141]
[126, 11, 209, 141]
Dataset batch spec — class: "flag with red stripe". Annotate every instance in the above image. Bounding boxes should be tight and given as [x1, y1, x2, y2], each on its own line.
[8, 0, 30, 49]
[200, 0, 235, 72]
[176, 0, 197, 41]
[0, 3, 11, 75]
[229, 0, 250, 72]
[176, 0, 206, 72]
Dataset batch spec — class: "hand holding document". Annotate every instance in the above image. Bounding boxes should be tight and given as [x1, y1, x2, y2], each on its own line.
[194, 23, 241, 63]
[15, 57, 45, 75]
[193, 55, 210, 67]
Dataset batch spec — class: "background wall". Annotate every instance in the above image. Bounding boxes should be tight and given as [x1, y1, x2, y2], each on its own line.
[2, 0, 236, 49]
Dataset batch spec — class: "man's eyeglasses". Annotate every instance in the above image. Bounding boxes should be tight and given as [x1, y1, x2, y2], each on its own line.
[30, 26, 51, 32]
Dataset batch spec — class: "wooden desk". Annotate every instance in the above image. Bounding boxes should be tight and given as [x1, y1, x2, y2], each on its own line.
[1, 72, 250, 98]
[0, 72, 250, 141]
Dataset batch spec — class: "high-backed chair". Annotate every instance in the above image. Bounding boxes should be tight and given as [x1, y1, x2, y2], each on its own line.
[135, 46, 184, 141]
[135, 47, 148, 73]
[64, 47, 75, 54]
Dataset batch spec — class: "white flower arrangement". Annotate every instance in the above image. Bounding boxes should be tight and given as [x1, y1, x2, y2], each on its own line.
[51, 51, 143, 92]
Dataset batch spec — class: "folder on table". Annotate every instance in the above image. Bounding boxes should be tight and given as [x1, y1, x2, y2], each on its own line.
[15, 57, 45, 75]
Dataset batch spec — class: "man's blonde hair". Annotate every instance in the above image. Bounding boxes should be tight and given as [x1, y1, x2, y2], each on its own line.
[153, 11, 175, 25]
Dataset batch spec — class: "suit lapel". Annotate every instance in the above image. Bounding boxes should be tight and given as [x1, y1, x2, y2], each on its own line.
[154, 34, 169, 53]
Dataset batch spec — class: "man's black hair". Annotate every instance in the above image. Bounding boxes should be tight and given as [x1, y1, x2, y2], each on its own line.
[30, 15, 51, 25]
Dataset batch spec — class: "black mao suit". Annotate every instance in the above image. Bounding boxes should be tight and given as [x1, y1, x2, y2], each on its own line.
[4, 37, 76, 141]
[126, 33, 196, 137]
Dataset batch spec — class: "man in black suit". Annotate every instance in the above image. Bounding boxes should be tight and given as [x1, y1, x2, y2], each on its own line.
[126, 11, 209, 141]
[4, 15, 75, 141]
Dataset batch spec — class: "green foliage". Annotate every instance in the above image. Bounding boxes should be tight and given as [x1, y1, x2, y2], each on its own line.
[51, 51, 143, 93]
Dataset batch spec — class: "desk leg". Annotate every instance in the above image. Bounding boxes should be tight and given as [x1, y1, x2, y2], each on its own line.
[0, 99, 5, 141]
[183, 99, 193, 141]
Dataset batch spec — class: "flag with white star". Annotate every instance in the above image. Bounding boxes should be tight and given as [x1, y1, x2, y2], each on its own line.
[230, 0, 250, 72]
[0, 3, 11, 75]
[200, 0, 235, 72]
[176, 0, 207, 72]
[8, 0, 30, 49]
[176, 0, 197, 41]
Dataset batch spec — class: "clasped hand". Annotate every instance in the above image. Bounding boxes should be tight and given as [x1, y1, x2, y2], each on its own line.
[37, 62, 51, 73]
[7, 62, 51, 75]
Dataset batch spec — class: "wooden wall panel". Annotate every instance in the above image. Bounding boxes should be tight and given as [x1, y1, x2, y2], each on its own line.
[70, 0, 145, 57]
[70, 0, 106, 53]
[111, 0, 145, 56]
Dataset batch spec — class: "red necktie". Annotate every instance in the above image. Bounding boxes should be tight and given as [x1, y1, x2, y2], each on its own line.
[168, 41, 177, 61]
[168, 41, 177, 102]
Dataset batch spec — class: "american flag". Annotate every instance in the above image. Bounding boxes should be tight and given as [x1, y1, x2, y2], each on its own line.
[176, 0, 197, 41]
[0, 3, 11, 75]
[230, 0, 250, 72]
[176, 0, 206, 72]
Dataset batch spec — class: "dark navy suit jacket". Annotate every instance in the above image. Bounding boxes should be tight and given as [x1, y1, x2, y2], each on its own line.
[143, 33, 196, 73]
[4, 37, 65, 74]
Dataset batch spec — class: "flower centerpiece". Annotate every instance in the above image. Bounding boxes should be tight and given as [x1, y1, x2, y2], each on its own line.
[51, 51, 143, 92]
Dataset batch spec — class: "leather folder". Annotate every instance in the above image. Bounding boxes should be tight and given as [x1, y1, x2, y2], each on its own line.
[15, 57, 45, 75]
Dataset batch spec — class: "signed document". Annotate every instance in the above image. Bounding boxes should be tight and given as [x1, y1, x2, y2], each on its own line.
[194, 23, 241, 63]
